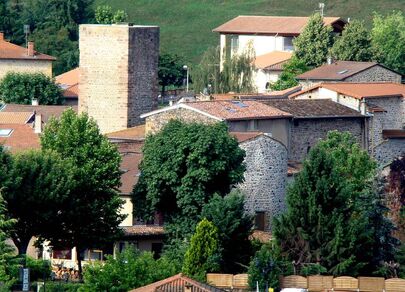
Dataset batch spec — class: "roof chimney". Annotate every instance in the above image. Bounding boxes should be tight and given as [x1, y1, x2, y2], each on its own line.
[34, 113, 42, 134]
[27, 41, 34, 57]
[327, 56, 333, 65]
[0, 32, 3, 41]
[31, 98, 38, 106]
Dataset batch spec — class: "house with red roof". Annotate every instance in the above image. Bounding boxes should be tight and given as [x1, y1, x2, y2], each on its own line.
[55, 68, 79, 105]
[0, 33, 55, 79]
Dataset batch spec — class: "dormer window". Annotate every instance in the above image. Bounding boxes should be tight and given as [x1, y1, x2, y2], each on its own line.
[0, 129, 13, 137]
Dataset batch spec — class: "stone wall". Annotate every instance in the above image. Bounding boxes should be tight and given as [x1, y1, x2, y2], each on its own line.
[0, 59, 52, 80]
[145, 107, 217, 134]
[374, 139, 405, 166]
[79, 24, 159, 134]
[346, 65, 402, 83]
[238, 134, 288, 231]
[290, 118, 364, 162]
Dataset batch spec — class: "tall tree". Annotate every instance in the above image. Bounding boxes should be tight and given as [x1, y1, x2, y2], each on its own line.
[273, 131, 396, 276]
[0, 72, 63, 105]
[182, 218, 221, 281]
[41, 108, 124, 275]
[95, 5, 128, 24]
[3, 150, 72, 256]
[158, 53, 186, 96]
[294, 13, 333, 68]
[270, 56, 308, 91]
[371, 11, 405, 75]
[331, 20, 373, 62]
[201, 190, 253, 273]
[132, 120, 245, 237]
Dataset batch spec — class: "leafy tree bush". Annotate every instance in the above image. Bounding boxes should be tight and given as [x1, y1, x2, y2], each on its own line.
[201, 190, 254, 273]
[294, 13, 333, 68]
[41, 109, 124, 275]
[371, 11, 405, 74]
[273, 131, 397, 276]
[270, 56, 308, 91]
[331, 20, 373, 62]
[80, 248, 177, 292]
[37, 282, 82, 292]
[0, 72, 63, 105]
[25, 257, 51, 281]
[133, 120, 245, 237]
[182, 219, 221, 281]
[95, 5, 128, 24]
[158, 53, 186, 96]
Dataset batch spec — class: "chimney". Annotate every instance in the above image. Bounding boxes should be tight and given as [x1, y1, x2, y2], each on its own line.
[0, 32, 3, 41]
[34, 113, 42, 134]
[27, 41, 34, 57]
[31, 98, 38, 106]
[327, 56, 333, 65]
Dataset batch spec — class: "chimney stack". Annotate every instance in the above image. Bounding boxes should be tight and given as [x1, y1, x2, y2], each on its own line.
[31, 98, 38, 106]
[0, 32, 3, 41]
[27, 41, 34, 57]
[34, 113, 42, 134]
[327, 56, 333, 65]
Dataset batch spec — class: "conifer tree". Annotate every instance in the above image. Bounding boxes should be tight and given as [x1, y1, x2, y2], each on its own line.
[294, 13, 333, 68]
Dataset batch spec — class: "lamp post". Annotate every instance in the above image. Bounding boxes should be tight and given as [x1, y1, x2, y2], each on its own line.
[183, 65, 189, 92]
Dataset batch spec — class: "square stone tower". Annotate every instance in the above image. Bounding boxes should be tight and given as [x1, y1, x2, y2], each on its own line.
[79, 24, 159, 133]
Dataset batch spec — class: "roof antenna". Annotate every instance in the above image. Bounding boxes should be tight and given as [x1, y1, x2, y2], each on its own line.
[23, 24, 30, 50]
[319, 3, 325, 17]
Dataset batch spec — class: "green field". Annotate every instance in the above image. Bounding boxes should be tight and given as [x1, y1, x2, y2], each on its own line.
[95, 0, 405, 65]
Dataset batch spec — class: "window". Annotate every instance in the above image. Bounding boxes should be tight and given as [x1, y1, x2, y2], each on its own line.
[283, 36, 294, 51]
[255, 211, 266, 231]
[230, 35, 239, 53]
[0, 129, 12, 137]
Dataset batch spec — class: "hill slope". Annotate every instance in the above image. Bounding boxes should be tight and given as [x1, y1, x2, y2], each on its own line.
[96, 0, 405, 64]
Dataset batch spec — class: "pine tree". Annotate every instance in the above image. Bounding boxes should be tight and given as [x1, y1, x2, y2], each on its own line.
[294, 13, 333, 68]
[331, 20, 373, 62]
[182, 219, 221, 281]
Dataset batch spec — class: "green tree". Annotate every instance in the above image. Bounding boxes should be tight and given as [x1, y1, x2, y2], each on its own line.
[80, 248, 177, 292]
[3, 150, 72, 256]
[273, 131, 394, 276]
[294, 13, 333, 68]
[201, 190, 253, 273]
[330, 20, 373, 62]
[0, 72, 63, 105]
[41, 108, 124, 276]
[371, 11, 405, 74]
[182, 219, 220, 281]
[95, 5, 128, 24]
[270, 56, 308, 91]
[192, 46, 220, 94]
[158, 53, 186, 96]
[132, 120, 245, 237]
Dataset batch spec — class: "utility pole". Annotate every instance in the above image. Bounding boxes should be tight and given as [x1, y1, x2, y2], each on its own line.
[183, 65, 189, 92]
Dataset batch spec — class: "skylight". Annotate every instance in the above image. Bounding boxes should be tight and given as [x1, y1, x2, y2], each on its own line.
[338, 69, 349, 74]
[231, 101, 248, 108]
[0, 129, 12, 137]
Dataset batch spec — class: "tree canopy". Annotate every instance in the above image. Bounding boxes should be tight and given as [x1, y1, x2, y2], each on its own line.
[158, 53, 186, 96]
[270, 56, 308, 91]
[293, 13, 333, 68]
[41, 108, 124, 274]
[132, 120, 245, 236]
[331, 20, 373, 62]
[95, 5, 128, 24]
[0, 72, 63, 105]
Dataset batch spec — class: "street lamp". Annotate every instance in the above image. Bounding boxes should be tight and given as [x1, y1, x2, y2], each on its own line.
[183, 65, 189, 93]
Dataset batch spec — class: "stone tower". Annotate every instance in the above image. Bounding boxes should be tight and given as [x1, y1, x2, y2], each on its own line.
[79, 24, 159, 133]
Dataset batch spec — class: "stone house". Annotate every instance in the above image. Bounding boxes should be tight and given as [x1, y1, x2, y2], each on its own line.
[297, 61, 403, 89]
[0, 33, 55, 79]
[291, 82, 405, 165]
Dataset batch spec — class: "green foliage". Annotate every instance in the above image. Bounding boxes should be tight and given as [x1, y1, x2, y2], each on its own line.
[0, 72, 63, 105]
[371, 11, 405, 74]
[80, 248, 177, 292]
[158, 53, 186, 95]
[294, 13, 333, 68]
[192, 46, 221, 94]
[182, 219, 221, 281]
[36, 282, 82, 292]
[41, 108, 124, 273]
[248, 243, 292, 291]
[95, 5, 128, 24]
[133, 120, 245, 236]
[26, 257, 51, 281]
[273, 131, 397, 276]
[3, 150, 72, 255]
[270, 56, 308, 91]
[300, 264, 327, 276]
[201, 190, 254, 273]
[331, 20, 373, 62]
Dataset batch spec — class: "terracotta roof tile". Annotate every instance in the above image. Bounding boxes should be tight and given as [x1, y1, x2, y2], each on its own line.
[262, 99, 365, 118]
[291, 82, 405, 100]
[106, 125, 145, 140]
[0, 35, 55, 61]
[1, 104, 76, 123]
[0, 112, 33, 124]
[254, 51, 292, 70]
[213, 16, 345, 35]
[297, 61, 381, 80]
[187, 100, 292, 120]
[119, 152, 142, 194]
[0, 124, 40, 153]
[56, 68, 79, 98]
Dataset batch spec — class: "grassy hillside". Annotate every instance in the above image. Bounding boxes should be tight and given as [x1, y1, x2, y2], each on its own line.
[95, 0, 405, 65]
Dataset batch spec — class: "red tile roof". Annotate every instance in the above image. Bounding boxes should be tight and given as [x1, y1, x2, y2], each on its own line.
[0, 112, 33, 124]
[55, 68, 79, 98]
[0, 34, 55, 61]
[296, 61, 396, 80]
[1, 104, 76, 123]
[254, 51, 292, 70]
[119, 152, 142, 194]
[213, 16, 346, 35]
[106, 125, 145, 140]
[291, 82, 405, 100]
[187, 100, 292, 120]
[0, 124, 40, 153]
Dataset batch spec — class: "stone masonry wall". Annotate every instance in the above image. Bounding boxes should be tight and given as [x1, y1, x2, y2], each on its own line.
[238, 134, 288, 231]
[374, 139, 405, 166]
[79, 24, 159, 134]
[346, 65, 402, 83]
[0, 59, 52, 80]
[145, 107, 217, 134]
[290, 118, 364, 162]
